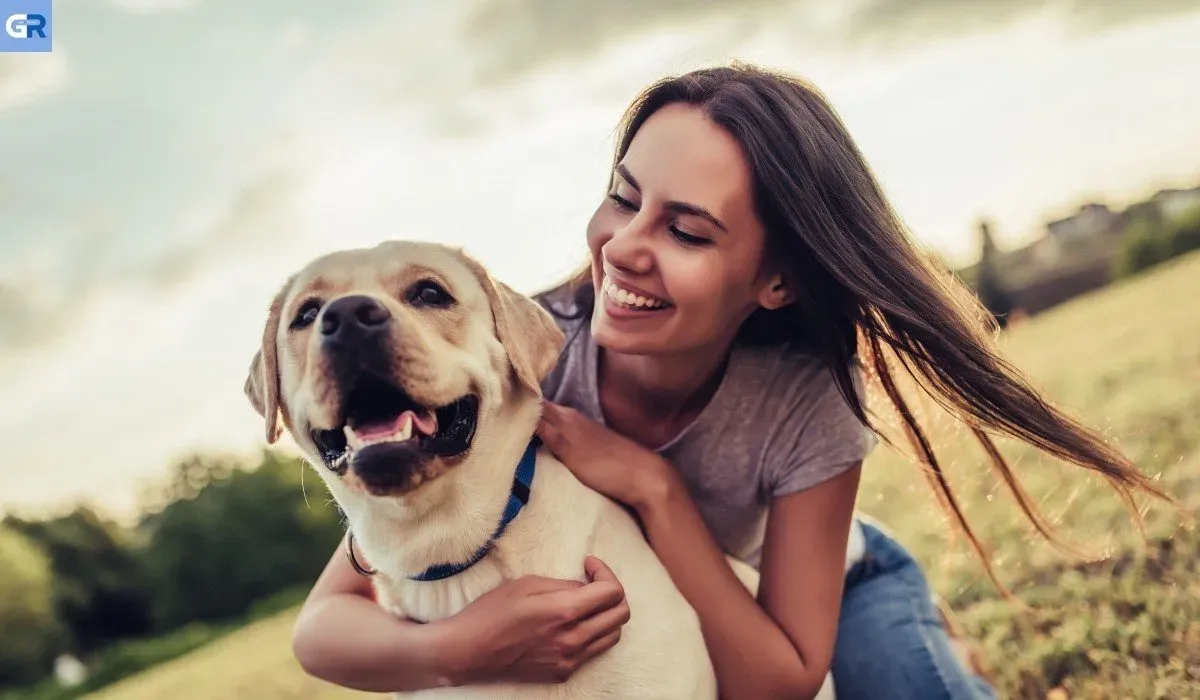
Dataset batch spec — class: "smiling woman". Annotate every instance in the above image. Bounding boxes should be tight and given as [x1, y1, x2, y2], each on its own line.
[525, 63, 1175, 700]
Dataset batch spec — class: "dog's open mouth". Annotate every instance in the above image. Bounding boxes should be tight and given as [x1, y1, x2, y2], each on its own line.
[310, 375, 479, 474]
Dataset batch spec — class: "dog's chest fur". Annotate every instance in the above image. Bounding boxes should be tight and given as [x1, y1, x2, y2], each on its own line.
[369, 452, 602, 623]
[358, 453, 718, 700]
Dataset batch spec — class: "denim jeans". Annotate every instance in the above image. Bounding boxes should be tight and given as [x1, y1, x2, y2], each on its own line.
[832, 521, 997, 700]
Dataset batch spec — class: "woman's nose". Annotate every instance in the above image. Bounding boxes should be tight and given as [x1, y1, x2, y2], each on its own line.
[603, 221, 654, 275]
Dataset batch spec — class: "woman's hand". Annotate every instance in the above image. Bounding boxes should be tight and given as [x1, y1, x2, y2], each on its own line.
[447, 555, 631, 686]
[537, 401, 676, 512]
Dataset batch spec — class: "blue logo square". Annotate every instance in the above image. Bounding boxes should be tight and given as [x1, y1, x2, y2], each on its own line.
[1, 0, 52, 53]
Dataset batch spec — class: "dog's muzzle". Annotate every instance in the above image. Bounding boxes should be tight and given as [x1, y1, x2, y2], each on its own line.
[309, 294, 480, 495]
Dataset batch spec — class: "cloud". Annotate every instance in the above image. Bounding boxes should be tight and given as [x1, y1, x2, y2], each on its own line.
[0, 204, 112, 360]
[459, 0, 783, 83]
[328, 0, 1199, 141]
[458, 0, 1200, 79]
[0, 52, 68, 112]
[841, 0, 1200, 46]
[0, 284, 39, 349]
[0, 163, 307, 356]
[139, 166, 307, 292]
[105, 0, 197, 13]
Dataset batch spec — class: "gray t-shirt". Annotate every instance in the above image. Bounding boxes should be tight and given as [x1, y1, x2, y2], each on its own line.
[538, 298, 878, 569]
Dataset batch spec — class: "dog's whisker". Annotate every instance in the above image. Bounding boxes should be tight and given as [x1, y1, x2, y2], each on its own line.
[300, 461, 311, 510]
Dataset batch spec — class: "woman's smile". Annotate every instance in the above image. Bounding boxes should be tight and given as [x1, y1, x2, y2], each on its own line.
[601, 274, 671, 310]
[599, 274, 675, 323]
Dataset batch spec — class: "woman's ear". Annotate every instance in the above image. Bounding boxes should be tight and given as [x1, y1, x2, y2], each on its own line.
[758, 275, 793, 310]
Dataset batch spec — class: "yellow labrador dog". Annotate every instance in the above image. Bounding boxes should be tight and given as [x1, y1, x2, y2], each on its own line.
[244, 241, 837, 699]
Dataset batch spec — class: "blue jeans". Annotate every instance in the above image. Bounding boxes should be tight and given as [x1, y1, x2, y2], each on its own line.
[833, 522, 997, 700]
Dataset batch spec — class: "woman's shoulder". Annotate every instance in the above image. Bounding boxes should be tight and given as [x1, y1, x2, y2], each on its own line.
[535, 284, 589, 332]
[729, 342, 877, 497]
[534, 286, 594, 401]
[535, 287, 591, 354]
[731, 341, 868, 410]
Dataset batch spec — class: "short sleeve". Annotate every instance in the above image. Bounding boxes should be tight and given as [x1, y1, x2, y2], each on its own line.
[535, 292, 588, 401]
[764, 361, 878, 499]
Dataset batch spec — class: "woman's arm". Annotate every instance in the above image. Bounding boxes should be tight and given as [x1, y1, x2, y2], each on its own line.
[292, 534, 632, 692]
[539, 402, 860, 700]
[291, 535, 457, 692]
[638, 461, 860, 700]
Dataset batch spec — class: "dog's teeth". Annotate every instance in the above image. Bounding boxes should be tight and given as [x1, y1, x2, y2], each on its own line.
[331, 450, 349, 474]
[394, 414, 413, 441]
[344, 425, 363, 451]
[343, 412, 418, 452]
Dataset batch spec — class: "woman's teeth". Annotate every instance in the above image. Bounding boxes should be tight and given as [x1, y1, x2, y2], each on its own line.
[602, 277, 669, 310]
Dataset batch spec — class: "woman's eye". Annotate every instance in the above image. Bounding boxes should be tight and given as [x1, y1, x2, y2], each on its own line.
[409, 280, 454, 307]
[607, 192, 637, 211]
[291, 300, 322, 329]
[670, 226, 712, 247]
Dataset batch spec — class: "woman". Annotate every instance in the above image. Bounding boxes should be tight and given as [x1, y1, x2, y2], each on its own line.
[290, 64, 1166, 699]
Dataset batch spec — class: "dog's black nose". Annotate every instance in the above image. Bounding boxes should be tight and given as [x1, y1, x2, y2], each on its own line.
[320, 295, 391, 344]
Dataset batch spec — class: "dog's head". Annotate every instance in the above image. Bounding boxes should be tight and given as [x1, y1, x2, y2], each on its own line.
[244, 241, 564, 502]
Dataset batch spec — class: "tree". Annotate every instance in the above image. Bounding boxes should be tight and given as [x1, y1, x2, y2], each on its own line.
[1167, 204, 1200, 258]
[4, 507, 154, 653]
[0, 527, 66, 685]
[138, 451, 344, 630]
[1117, 220, 1171, 277]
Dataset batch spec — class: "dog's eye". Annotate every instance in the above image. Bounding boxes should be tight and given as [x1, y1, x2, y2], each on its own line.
[408, 280, 454, 308]
[291, 299, 323, 329]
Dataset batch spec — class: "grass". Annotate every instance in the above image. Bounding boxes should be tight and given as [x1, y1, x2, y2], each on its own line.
[0, 588, 315, 700]
[84, 252, 1200, 700]
[855, 250, 1200, 698]
[84, 611, 372, 700]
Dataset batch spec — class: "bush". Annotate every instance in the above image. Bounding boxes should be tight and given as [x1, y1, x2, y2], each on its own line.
[138, 451, 344, 630]
[1, 450, 344, 695]
[1116, 221, 1171, 277]
[1117, 204, 1200, 278]
[0, 528, 67, 685]
[1167, 205, 1200, 257]
[5, 508, 155, 653]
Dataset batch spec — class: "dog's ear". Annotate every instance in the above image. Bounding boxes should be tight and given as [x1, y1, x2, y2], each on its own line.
[461, 254, 565, 396]
[245, 282, 288, 444]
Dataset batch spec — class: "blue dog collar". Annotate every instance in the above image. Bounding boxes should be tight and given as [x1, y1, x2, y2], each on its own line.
[409, 437, 540, 582]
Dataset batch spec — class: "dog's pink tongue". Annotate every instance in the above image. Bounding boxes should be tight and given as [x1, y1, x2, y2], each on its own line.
[412, 411, 438, 435]
[353, 410, 438, 440]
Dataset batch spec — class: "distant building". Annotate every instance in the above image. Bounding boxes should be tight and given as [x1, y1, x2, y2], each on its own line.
[957, 179, 1199, 319]
[1046, 203, 1120, 241]
[973, 219, 1015, 327]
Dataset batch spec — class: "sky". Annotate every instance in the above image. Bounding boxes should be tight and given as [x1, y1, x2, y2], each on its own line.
[2, 0, 1199, 518]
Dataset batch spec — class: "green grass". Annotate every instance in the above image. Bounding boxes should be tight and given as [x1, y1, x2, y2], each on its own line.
[84, 611, 374, 700]
[0, 588, 317, 700]
[854, 250, 1200, 698]
[84, 252, 1200, 700]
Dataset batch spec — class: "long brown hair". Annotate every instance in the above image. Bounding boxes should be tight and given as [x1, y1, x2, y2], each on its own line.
[538, 62, 1172, 591]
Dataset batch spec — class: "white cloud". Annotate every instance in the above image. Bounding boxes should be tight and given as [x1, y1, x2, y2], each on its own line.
[105, 0, 196, 13]
[0, 51, 67, 111]
[277, 20, 311, 53]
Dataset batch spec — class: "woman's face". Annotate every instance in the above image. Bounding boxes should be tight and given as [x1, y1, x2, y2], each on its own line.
[587, 103, 788, 357]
